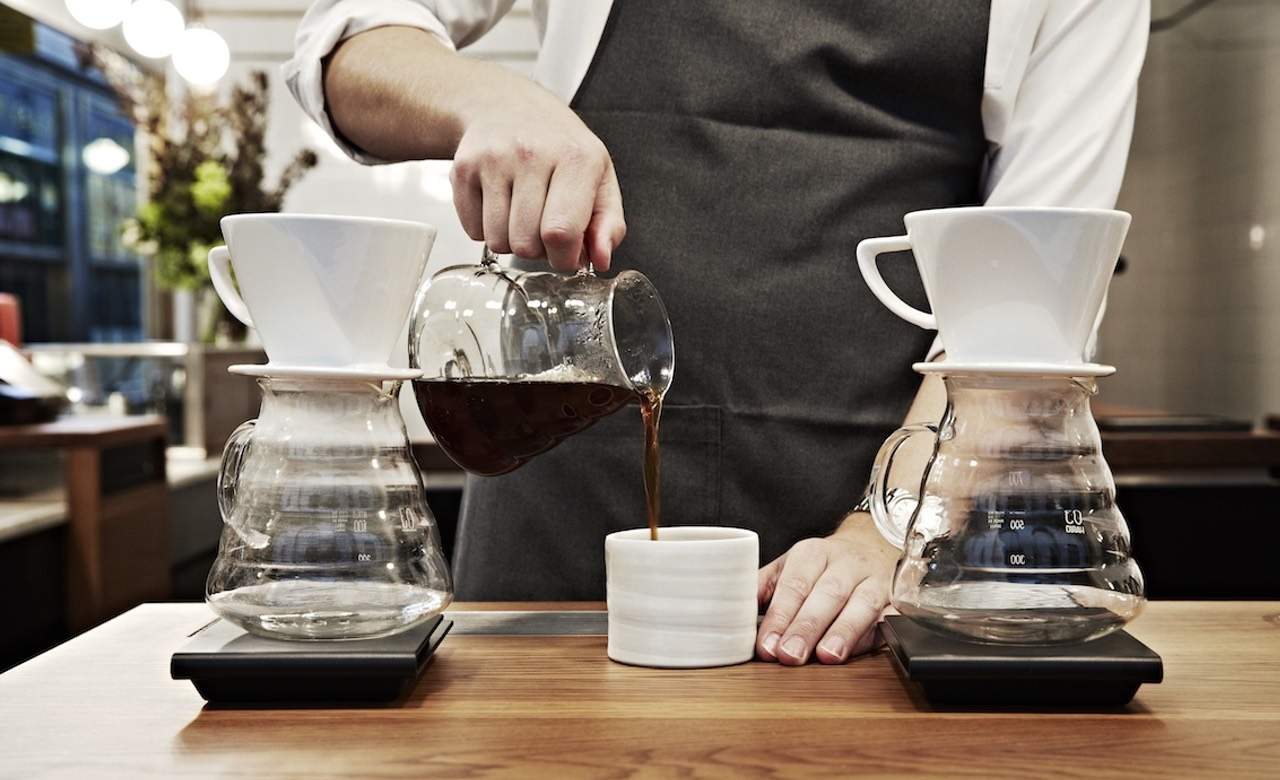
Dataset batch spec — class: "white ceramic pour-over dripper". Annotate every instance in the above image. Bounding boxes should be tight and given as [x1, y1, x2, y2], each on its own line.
[856, 207, 1130, 370]
[207, 213, 436, 376]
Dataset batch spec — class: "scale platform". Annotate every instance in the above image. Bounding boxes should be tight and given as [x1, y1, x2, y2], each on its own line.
[171, 615, 452, 707]
[882, 615, 1163, 707]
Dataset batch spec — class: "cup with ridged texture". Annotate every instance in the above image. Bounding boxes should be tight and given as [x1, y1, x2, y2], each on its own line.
[605, 527, 758, 668]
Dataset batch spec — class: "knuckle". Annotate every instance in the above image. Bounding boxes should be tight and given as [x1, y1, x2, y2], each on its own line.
[778, 575, 813, 601]
[487, 238, 511, 254]
[790, 617, 823, 638]
[477, 145, 507, 168]
[541, 223, 577, 249]
[816, 576, 850, 601]
[510, 238, 542, 258]
[558, 141, 587, 165]
[450, 158, 477, 184]
[792, 538, 825, 558]
[848, 586, 887, 616]
[513, 138, 538, 164]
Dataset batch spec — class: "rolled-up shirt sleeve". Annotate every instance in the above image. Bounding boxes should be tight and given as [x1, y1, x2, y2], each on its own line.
[982, 0, 1150, 207]
[283, 0, 514, 164]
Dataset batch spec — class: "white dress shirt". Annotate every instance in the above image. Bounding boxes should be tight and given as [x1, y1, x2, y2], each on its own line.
[285, 0, 1149, 209]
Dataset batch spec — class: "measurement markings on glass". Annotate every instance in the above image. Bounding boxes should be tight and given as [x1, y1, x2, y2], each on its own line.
[1064, 509, 1085, 534]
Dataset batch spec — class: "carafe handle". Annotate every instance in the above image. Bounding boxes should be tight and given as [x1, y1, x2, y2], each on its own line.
[855, 236, 936, 330]
[868, 423, 937, 548]
[218, 419, 266, 547]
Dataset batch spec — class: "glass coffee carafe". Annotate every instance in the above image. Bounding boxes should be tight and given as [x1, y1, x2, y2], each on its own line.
[408, 248, 673, 475]
[871, 373, 1145, 644]
[206, 377, 453, 640]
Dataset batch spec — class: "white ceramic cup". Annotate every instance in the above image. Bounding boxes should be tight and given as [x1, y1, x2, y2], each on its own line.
[605, 526, 759, 668]
[208, 213, 437, 369]
[856, 207, 1130, 365]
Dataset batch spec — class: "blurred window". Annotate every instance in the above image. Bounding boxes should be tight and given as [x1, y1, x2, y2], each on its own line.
[0, 11, 141, 343]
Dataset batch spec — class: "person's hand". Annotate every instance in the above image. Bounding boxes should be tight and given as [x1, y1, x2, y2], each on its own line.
[755, 514, 899, 665]
[450, 90, 625, 272]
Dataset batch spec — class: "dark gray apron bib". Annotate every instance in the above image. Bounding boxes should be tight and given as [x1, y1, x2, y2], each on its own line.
[452, 0, 990, 599]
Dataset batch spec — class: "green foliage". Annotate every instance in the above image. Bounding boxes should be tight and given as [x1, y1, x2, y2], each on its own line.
[104, 66, 318, 295]
[191, 160, 231, 217]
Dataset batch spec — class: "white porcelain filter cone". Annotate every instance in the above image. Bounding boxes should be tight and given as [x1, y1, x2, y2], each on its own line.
[208, 214, 436, 369]
[857, 207, 1130, 365]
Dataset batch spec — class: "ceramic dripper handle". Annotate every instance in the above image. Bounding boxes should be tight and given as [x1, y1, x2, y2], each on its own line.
[207, 246, 255, 328]
[855, 235, 936, 330]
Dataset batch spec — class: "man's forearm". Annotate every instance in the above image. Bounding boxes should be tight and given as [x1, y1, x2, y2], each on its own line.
[323, 26, 540, 161]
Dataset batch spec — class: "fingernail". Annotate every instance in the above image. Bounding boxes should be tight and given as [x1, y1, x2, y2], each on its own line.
[781, 635, 807, 662]
[762, 632, 780, 656]
[819, 636, 846, 660]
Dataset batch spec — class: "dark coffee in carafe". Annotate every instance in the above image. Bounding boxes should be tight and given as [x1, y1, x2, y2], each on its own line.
[412, 379, 631, 476]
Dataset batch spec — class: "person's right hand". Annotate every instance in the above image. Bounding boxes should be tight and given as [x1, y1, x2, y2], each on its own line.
[450, 92, 625, 271]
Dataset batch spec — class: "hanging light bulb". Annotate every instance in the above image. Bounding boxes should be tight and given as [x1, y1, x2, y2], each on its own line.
[65, 0, 131, 30]
[122, 0, 185, 59]
[173, 26, 231, 87]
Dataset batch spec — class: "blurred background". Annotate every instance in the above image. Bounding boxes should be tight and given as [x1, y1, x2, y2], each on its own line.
[0, 0, 1276, 668]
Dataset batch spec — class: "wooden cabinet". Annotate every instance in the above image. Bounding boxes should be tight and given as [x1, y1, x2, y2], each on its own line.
[0, 416, 170, 630]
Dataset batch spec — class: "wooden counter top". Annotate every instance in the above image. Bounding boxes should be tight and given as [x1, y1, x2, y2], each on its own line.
[1, 601, 1277, 779]
[0, 414, 168, 450]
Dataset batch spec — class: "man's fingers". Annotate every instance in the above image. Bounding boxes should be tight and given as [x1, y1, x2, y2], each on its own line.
[508, 163, 552, 259]
[479, 165, 513, 254]
[449, 160, 484, 241]
[757, 553, 787, 605]
[755, 540, 826, 662]
[775, 568, 861, 666]
[541, 153, 600, 271]
[814, 578, 889, 665]
[584, 162, 625, 271]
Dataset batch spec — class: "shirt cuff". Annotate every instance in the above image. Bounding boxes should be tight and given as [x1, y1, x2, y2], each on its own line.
[282, 0, 455, 165]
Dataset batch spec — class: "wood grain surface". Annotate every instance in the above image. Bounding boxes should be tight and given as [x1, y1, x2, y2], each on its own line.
[1, 601, 1277, 779]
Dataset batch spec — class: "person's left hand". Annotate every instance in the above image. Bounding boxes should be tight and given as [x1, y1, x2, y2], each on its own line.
[755, 514, 899, 665]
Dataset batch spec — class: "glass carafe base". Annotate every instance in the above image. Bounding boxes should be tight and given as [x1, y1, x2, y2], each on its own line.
[897, 582, 1143, 645]
[209, 581, 452, 641]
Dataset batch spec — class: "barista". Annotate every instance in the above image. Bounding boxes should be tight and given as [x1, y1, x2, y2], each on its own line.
[286, 1, 1149, 665]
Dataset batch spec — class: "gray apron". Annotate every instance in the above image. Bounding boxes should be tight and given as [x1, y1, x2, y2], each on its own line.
[453, 0, 991, 599]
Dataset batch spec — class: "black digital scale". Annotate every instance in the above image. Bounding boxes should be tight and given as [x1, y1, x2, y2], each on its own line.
[882, 615, 1163, 707]
[171, 615, 452, 706]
